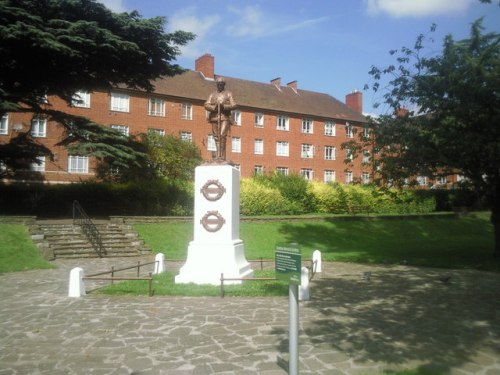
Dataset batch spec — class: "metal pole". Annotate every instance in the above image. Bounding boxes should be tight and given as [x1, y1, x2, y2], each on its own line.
[289, 284, 299, 375]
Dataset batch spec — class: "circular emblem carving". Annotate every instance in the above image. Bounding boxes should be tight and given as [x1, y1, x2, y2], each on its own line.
[201, 179, 226, 201]
[201, 211, 225, 233]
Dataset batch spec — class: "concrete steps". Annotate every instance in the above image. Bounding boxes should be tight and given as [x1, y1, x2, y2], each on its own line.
[30, 220, 151, 259]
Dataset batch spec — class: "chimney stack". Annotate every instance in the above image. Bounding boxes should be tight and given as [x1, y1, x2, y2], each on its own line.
[271, 77, 281, 87]
[345, 90, 363, 113]
[287, 80, 298, 93]
[195, 54, 215, 79]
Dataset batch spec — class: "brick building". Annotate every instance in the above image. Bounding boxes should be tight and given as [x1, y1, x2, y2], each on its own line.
[0, 54, 372, 184]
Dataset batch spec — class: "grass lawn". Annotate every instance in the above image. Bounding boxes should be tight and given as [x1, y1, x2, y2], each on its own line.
[0, 224, 54, 273]
[134, 212, 499, 272]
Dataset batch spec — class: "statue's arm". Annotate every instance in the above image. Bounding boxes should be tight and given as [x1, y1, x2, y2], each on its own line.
[225, 92, 237, 111]
[204, 94, 216, 111]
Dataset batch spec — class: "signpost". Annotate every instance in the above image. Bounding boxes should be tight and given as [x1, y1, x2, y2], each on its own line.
[275, 244, 301, 375]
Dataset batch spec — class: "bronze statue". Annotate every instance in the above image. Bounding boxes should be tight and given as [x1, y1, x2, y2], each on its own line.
[204, 77, 236, 161]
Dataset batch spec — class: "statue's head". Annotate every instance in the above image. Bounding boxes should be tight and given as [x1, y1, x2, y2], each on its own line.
[216, 77, 225, 91]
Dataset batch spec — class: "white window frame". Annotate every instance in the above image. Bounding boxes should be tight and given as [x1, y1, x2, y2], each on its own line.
[180, 131, 192, 142]
[72, 91, 91, 108]
[346, 149, 354, 162]
[363, 150, 370, 163]
[148, 128, 165, 136]
[324, 170, 336, 183]
[68, 156, 89, 173]
[254, 139, 263, 155]
[300, 168, 314, 180]
[345, 171, 353, 184]
[232, 110, 241, 126]
[231, 137, 241, 153]
[255, 113, 264, 128]
[362, 172, 370, 184]
[31, 117, 47, 137]
[276, 141, 289, 157]
[254, 165, 264, 175]
[110, 92, 130, 112]
[417, 176, 428, 186]
[0, 114, 8, 134]
[207, 134, 216, 151]
[31, 156, 45, 172]
[148, 97, 166, 117]
[301, 118, 313, 134]
[324, 146, 336, 161]
[325, 121, 336, 136]
[301, 144, 313, 159]
[111, 124, 129, 136]
[276, 116, 289, 131]
[181, 103, 192, 120]
[437, 176, 447, 185]
[363, 126, 370, 139]
[346, 122, 354, 138]
[276, 167, 289, 176]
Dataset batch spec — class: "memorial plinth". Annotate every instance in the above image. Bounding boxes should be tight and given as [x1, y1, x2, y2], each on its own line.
[175, 164, 253, 285]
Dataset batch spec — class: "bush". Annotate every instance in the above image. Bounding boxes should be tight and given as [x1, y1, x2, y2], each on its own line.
[240, 179, 297, 215]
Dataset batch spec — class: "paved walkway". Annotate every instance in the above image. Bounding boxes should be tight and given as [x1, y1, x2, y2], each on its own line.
[1, 257, 499, 375]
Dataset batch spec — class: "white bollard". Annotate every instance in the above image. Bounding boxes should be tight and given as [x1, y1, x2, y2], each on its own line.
[299, 266, 310, 301]
[313, 250, 322, 273]
[154, 253, 165, 274]
[68, 267, 86, 297]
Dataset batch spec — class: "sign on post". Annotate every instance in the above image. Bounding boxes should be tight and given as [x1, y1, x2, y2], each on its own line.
[275, 243, 302, 285]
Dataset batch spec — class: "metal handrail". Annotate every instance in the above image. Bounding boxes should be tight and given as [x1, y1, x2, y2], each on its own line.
[72, 200, 105, 257]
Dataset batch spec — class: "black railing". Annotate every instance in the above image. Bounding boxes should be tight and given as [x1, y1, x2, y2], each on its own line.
[72, 200, 105, 257]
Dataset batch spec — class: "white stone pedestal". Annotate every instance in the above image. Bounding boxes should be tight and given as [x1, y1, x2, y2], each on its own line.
[175, 164, 253, 285]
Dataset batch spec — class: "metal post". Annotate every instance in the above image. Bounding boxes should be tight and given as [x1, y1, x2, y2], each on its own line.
[137, 261, 140, 277]
[289, 284, 299, 375]
[111, 266, 114, 285]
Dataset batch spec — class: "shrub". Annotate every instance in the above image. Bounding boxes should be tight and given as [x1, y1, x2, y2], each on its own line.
[240, 179, 297, 215]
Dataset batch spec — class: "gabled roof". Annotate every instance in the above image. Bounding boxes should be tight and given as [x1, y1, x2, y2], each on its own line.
[151, 70, 367, 124]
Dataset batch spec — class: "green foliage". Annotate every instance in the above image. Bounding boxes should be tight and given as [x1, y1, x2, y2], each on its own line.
[240, 179, 297, 215]
[0, 224, 54, 272]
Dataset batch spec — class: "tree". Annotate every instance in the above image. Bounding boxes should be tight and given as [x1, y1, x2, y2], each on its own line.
[0, 0, 194, 176]
[365, 20, 500, 257]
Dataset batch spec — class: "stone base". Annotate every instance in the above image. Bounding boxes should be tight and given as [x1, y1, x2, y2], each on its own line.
[175, 240, 253, 285]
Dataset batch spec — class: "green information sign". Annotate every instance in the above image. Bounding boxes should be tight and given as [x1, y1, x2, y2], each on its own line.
[275, 243, 301, 285]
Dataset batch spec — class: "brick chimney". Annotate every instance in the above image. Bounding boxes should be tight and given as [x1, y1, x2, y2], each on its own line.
[270, 77, 281, 87]
[287, 80, 298, 93]
[195, 54, 215, 79]
[345, 90, 363, 113]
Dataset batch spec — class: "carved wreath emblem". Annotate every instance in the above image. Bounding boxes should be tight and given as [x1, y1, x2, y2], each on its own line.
[200, 179, 226, 201]
[201, 211, 225, 233]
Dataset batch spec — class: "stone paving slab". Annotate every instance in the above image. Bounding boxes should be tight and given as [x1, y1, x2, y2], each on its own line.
[1, 257, 499, 374]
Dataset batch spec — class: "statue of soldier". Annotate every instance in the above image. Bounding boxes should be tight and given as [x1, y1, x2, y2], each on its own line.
[204, 77, 236, 161]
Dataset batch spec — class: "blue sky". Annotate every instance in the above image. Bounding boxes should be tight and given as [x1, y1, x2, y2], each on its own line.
[98, 0, 500, 116]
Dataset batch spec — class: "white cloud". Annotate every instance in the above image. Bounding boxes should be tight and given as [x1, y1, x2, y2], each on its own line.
[226, 5, 328, 38]
[97, 0, 127, 13]
[365, 0, 474, 18]
[168, 7, 221, 59]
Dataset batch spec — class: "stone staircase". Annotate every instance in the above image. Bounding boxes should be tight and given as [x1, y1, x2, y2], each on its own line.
[29, 220, 151, 259]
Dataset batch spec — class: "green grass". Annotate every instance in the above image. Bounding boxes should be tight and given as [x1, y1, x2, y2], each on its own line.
[97, 270, 288, 297]
[0, 224, 54, 273]
[135, 212, 499, 272]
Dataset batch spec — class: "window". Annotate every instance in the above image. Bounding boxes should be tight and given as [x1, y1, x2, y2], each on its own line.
[148, 97, 165, 117]
[345, 171, 353, 184]
[324, 170, 335, 183]
[72, 91, 91, 108]
[232, 137, 241, 153]
[110, 92, 129, 112]
[346, 122, 354, 138]
[363, 150, 370, 163]
[362, 172, 370, 184]
[68, 156, 89, 173]
[346, 149, 354, 162]
[148, 128, 165, 136]
[300, 168, 314, 180]
[276, 167, 289, 175]
[254, 165, 264, 175]
[181, 103, 192, 120]
[255, 113, 264, 128]
[276, 141, 289, 156]
[31, 156, 45, 172]
[254, 139, 263, 155]
[301, 118, 313, 134]
[207, 135, 216, 151]
[111, 125, 129, 136]
[232, 110, 241, 125]
[31, 117, 47, 137]
[324, 146, 336, 160]
[301, 144, 313, 158]
[233, 164, 241, 171]
[276, 116, 289, 131]
[417, 176, 428, 186]
[437, 176, 447, 185]
[363, 126, 370, 139]
[0, 114, 8, 134]
[325, 121, 336, 136]
[180, 131, 192, 142]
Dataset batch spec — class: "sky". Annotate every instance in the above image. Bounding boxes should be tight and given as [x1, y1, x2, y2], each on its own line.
[97, 0, 500, 116]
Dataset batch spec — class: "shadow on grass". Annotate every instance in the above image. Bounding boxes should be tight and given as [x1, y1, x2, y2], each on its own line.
[297, 267, 500, 373]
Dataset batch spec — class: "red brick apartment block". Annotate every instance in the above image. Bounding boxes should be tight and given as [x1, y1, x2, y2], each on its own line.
[0, 54, 373, 184]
